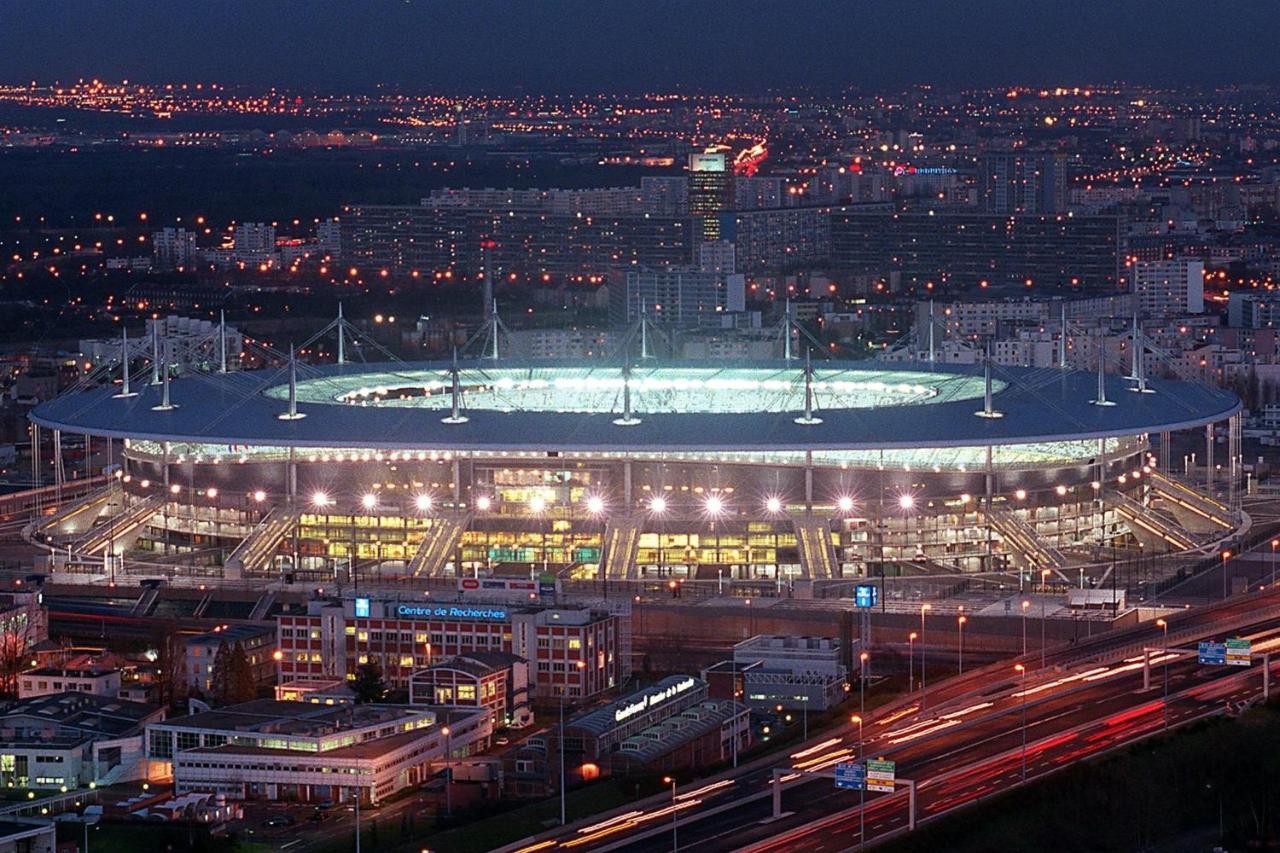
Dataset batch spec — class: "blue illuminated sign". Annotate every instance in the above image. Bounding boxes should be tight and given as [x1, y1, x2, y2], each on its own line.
[354, 597, 370, 618]
[395, 604, 509, 622]
[854, 585, 879, 609]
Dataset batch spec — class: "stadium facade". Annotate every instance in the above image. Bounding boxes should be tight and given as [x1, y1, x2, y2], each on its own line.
[28, 350, 1243, 587]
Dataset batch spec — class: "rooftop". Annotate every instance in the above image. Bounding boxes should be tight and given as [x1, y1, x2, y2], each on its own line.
[30, 359, 1241, 453]
[159, 699, 430, 736]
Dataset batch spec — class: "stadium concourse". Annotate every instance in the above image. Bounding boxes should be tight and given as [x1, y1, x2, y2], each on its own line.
[25, 319, 1244, 593]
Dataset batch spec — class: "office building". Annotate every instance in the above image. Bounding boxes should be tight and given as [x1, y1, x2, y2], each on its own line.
[508, 676, 748, 793]
[614, 268, 746, 326]
[720, 635, 850, 712]
[829, 210, 1124, 292]
[147, 699, 488, 804]
[979, 150, 1068, 214]
[276, 595, 627, 700]
[1132, 259, 1205, 317]
[408, 651, 532, 729]
[184, 624, 277, 696]
[151, 227, 199, 270]
[688, 152, 732, 241]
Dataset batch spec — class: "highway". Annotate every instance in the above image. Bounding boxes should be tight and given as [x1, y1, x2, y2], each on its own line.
[501, 585, 1280, 853]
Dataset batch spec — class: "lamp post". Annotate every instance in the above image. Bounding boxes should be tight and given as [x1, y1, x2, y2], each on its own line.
[586, 494, 606, 595]
[1040, 571, 1050, 669]
[1157, 618, 1169, 729]
[649, 495, 667, 576]
[1015, 663, 1027, 782]
[919, 603, 930, 708]
[662, 775, 678, 852]
[907, 632, 916, 691]
[706, 495, 724, 576]
[1222, 550, 1232, 600]
[851, 712, 865, 851]
[353, 783, 362, 853]
[957, 614, 967, 675]
[441, 725, 452, 816]
[1273, 540, 1278, 588]
[1021, 599, 1030, 657]
[859, 651, 869, 731]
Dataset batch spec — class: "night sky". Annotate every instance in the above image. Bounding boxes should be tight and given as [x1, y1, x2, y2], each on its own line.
[2, 0, 1278, 92]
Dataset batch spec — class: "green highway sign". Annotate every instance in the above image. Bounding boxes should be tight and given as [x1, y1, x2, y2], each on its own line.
[866, 759, 896, 793]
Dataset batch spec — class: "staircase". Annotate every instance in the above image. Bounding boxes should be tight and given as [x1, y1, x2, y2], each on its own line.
[986, 506, 1069, 570]
[224, 507, 299, 577]
[1148, 470, 1236, 531]
[1107, 491, 1197, 551]
[601, 516, 643, 579]
[407, 514, 469, 577]
[131, 586, 160, 617]
[71, 495, 164, 556]
[29, 484, 114, 541]
[793, 517, 839, 579]
[248, 591, 277, 621]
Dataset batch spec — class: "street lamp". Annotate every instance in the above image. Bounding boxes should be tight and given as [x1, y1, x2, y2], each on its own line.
[662, 775, 679, 852]
[1014, 663, 1027, 782]
[1021, 599, 1030, 657]
[1272, 540, 1279, 588]
[705, 495, 725, 570]
[919, 604, 930, 708]
[1157, 618, 1169, 729]
[649, 495, 668, 575]
[851, 712, 866, 851]
[1222, 550, 1232, 600]
[440, 725, 452, 816]
[908, 632, 917, 691]
[957, 614, 967, 675]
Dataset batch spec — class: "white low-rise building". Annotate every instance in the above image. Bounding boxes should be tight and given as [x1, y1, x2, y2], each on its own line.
[147, 699, 490, 804]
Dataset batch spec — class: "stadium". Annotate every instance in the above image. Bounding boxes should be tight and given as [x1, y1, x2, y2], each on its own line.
[26, 343, 1244, 590]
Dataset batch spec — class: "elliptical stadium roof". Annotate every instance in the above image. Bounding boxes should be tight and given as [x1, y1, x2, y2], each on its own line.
[30, 360, 1240, 453]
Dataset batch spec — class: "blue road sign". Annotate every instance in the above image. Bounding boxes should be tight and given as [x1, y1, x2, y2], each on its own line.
[1198, 641, 1227, 665]
[854, 584, 879, 609]
[835, 761, 865, 790]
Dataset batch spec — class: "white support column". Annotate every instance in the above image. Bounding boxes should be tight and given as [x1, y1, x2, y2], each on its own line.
[52, 429, 64, 493]
[30, 423, 40, 492]
[336, 303, 346, 366]
[1206, 423, 1215, 494]
[219, 310, 228, 373]
[623, 461, 633, 510]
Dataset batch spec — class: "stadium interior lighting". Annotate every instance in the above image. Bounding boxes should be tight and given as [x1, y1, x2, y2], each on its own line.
[311, 491, 330, 507]
[414, 493, 433, 512]
[530, 495, 547, 514]
[586, 495, 605, 515]
[169, 483, 181, 494]
[898, 493, 915, 510]
[705, 495, 724, 516]
[252, 489, 267, 503]
[1015, 488, 1027, 500]
[765, 496, 783, 514]
[649, 495, 668, 515]
[837, 495, 855, 513]
[475, 495, 492, 511]
[206, 487, 218, 498]
[361, 493, 378, 510]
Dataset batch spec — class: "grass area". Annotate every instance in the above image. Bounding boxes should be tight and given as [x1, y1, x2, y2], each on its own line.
[880, 701, 1280, 853]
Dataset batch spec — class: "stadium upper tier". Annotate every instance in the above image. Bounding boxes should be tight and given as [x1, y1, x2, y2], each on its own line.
[31, 360, 1239, 454]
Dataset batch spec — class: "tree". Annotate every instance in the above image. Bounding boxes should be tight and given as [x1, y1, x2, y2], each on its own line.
[209, 639, 231, 704]
[229, 641, 256, 704]
[153, 628, 189, 710]
[352, 662, 386, 704]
